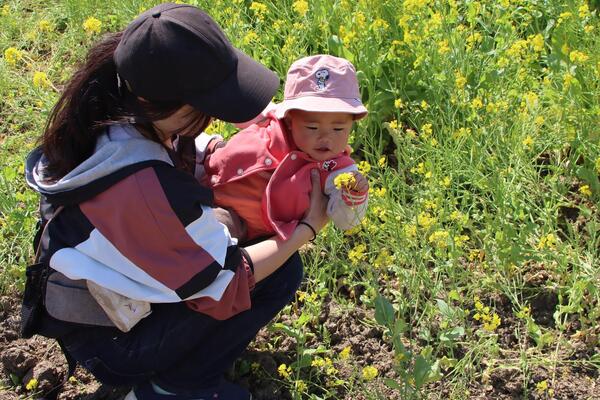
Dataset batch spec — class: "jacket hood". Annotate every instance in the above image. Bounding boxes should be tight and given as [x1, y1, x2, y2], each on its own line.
[26, 124, 174, 205]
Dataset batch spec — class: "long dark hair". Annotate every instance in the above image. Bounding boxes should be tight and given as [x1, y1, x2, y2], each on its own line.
[41, 31, 211, 181]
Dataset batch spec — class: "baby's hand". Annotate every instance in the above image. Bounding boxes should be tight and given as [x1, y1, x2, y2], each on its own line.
[348, 171, 369, 193]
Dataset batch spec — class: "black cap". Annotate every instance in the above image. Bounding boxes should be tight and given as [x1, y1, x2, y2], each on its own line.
[114, 3, 279, 123]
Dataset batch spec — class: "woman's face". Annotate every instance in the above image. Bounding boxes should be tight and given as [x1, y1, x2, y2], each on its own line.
[152, 105, 211, 146]
[287, 110, 353, 161]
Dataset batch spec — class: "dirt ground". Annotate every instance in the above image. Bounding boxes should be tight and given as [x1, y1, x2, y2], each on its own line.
[1, 294, 598, 399]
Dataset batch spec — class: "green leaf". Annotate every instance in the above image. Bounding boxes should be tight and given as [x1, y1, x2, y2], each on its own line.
[413, 355, 431, 389]
[384, 378, 402, 390]
[374, 294, 395, 328]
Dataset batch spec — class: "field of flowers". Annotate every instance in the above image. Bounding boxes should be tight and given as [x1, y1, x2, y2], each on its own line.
[1, 0, 599, 399]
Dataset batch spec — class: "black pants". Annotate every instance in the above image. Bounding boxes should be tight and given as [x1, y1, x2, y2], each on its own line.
[61, 253, 303, 394]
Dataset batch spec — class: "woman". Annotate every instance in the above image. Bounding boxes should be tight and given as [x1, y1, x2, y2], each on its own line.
[23, 3, 328, 399]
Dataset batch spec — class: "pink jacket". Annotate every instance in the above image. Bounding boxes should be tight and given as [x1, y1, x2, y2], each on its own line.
[202, 114, 368, 240]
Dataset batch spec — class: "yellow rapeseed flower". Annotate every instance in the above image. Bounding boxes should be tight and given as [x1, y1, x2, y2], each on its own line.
[558, 11, 572, 26]
[471, 97, 483, 109]
[83, 17, 102, 35]
[563, 73, 576, 88]
[278, 363, 292, 379]
[455, 72, 467, 89]
[421, 123, 433, 137]
[438, 39, 450, 55]
[339, 346, 351, 360]
[38, 19, 53, 32]
[378, 156, 387, 167]
[348, 243, 367, 264]
[358, 160, 371, 174]
[421, 100, 429, 110]
[292, 0, 309, 16]
[243, 31, 258, 45]
[404, 223, 417, 238]
[530, 34, 544, 52]
[249, 2, 268, 19]
[294, 380, 307, 392]
[1, 5, 9, 16]
[537, 233, 557, 250]
[417, 212, 436, 229]
[362, 365, 378, 381]
[25, 378, 38, 391]
[388, 120, 399, 130]
[429, 230, 449, 248]
[394, 98, 404, 109]
[578, 3, 590, 18]
[569, 50, 589, 64]
[522, 135, 534, 148]
[534, 116, 545, 126]
[374, 248, 394, 268]
[33, 71, 51, 88]
[334, 172, 356, 190]
[584, 25, 594, 34]
[3, 47, 23, 66]
[579, 185, 592, 196]
[371, 18, 389, 31]
[482, 312, 501, 331]
[506, 39, 529, 59]
[536, 380, 548, 394]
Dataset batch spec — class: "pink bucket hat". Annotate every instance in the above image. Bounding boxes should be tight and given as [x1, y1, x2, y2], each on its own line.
[275, 55, 368, 120]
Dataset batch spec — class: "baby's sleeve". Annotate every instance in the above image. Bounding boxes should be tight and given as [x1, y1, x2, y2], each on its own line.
[323, 165, 369, 230]
[192, 133, 223, 182]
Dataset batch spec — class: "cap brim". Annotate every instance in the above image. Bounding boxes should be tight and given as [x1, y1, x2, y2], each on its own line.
[275, 96, 368, 120]
[187, 49, 280, 123]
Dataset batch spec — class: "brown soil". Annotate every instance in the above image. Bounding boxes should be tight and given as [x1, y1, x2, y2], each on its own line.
[1, 294, 599, 399]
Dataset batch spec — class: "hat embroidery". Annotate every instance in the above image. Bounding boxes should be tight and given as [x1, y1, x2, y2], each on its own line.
[315, 69, 329, 90]
[321, 159, 337, 171]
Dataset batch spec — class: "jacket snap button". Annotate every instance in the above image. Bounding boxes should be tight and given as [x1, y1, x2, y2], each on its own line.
[237, 168, 244, 175]
[264, 158, 273, 166]
[290, 154, 297, 160]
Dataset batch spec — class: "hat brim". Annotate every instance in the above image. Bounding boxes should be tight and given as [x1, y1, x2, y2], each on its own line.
[187, 49, 280, 123]
[275, 96, 368, 120]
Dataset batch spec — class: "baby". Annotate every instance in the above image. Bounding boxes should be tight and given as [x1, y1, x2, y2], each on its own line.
[197, 55, 369, 242]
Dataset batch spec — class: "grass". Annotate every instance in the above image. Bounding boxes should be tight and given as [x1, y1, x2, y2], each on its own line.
[1, 0, 599, 398]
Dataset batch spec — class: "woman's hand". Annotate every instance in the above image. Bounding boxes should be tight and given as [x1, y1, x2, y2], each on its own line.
[302, 169, 330, 233]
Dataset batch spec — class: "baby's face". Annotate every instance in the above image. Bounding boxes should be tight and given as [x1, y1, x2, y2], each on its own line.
[287, 110, 353, 161]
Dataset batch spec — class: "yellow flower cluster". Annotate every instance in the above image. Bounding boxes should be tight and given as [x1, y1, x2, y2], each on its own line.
[417, 211, 436, 229]
[25, 378, 38, 391]
[348, 243, 367, 264]
[358, 160, 371, 174]
[537, 233, 557, 250]
[83, 17, 102, 35]
[278, 363, 292, 378]
[38, 19, 53, 32]
[339, 346, 351, 360]
[374, 248, 394, 268]
[569, 50, 589, 64]
[429, 230, 449, 248]
[579, 185, 592, 196]
[4, 47, 23, 67]
[334, 172, 356, 190]
[250, 2, 268, 18]
[361, 365, 379, 380]
[311, 356, 338, 375]
[473, 297, 501, 332]
[292, 0, 309, 16]
[33, 71, 51, 88]
[529, 34, 544, 52]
